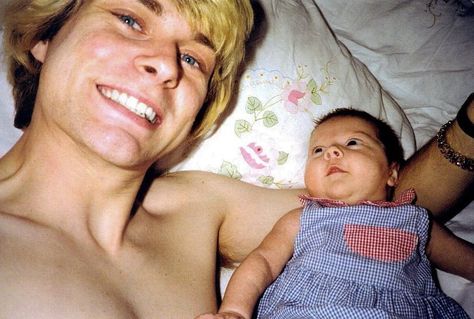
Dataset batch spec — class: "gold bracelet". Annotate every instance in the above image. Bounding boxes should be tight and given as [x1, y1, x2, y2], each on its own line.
[436, 120, 474, 172]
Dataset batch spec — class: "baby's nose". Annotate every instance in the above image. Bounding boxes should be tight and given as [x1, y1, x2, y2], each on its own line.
[324, 145, 343, 159]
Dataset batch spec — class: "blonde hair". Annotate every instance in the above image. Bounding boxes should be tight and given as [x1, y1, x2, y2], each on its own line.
[3, 0, 85, 129]
[2, 0, 254, 139]
[174, 0, 253, 139]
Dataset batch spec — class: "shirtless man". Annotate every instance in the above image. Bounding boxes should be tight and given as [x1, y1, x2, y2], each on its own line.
[0, 0, 473, 318]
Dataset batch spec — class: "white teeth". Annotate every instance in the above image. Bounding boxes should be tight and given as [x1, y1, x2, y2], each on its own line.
[119, 92, 128, 105]
[145, 107, 156, 123]
[99, 87, 157, 124]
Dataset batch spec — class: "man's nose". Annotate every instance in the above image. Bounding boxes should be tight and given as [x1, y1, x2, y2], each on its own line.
[324, 145, 343, 160]
[135, 46, 180, 88]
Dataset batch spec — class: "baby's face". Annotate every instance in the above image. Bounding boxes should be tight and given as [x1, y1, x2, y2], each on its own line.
[304, 116, 398, 204]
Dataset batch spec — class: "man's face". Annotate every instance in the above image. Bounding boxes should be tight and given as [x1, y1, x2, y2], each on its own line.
[30, 0, 216, 169]
[304, 116, 398, 204]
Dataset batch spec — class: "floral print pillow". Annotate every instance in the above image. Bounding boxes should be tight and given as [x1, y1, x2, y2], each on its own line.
[169, 0, 415, 189]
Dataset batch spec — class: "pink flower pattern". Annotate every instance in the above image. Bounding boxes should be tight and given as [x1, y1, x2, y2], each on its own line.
[282, 81, 310, 114]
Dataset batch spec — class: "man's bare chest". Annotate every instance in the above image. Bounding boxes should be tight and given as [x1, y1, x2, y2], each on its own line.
[0, 218, 218, 318]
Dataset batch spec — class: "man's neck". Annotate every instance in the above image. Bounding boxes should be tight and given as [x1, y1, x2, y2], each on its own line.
[0, 130, 148, 252]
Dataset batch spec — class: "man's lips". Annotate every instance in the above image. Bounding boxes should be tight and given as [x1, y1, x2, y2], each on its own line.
[98, 85, 160, 124]
[326, 166, 346, 176]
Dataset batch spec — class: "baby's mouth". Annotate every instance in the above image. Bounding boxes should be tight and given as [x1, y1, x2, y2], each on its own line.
[98, 86, 157, 124]
[327, 166, 345, 176]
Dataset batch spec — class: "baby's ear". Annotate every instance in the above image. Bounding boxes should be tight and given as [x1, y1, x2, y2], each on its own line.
[386, 162, 400, 187]
[30, 40, 49, 63]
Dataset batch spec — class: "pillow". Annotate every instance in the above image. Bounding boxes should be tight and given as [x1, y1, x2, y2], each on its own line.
[167, 0, 415, 189]
[0, 28, 22, 155]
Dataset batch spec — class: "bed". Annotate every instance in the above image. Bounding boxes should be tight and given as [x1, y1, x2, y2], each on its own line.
[1, 0, 473, 315]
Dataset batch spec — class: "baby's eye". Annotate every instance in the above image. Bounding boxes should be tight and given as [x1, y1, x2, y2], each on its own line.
[346, 139, 360, 147]
[313, 147, 324, 156]
[181, 53, 200, 69]
[118, 14, 142, 31]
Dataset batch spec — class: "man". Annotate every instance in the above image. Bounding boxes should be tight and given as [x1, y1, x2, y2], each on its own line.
[0, 0, 472, 318]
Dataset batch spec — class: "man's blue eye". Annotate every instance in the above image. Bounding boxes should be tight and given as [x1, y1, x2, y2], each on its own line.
[181, 54, 199, 68]
[119, 15, 141, 31]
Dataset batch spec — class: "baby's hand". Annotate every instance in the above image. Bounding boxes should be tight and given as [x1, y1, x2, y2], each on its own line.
[194, 311, 246, 319]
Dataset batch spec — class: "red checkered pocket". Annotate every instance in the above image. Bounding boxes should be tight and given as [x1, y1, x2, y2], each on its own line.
[343, 224, 418, 262]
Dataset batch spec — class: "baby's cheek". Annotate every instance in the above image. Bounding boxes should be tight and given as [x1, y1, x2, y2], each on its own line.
[304, 167, 323, 196]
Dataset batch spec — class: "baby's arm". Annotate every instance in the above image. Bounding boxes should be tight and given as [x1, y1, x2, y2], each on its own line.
[196, 208, 302, 319]
[426, 219, 474, 282]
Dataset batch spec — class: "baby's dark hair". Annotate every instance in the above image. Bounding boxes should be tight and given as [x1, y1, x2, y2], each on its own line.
[314, 108, 405, 166]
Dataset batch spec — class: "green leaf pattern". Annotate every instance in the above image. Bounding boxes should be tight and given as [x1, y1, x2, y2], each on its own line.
[219, 161, 242, 180]
[226, 64, 335, 187]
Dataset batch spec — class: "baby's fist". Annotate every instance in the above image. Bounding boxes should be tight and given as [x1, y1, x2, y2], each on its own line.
[195, 312, 246, 319]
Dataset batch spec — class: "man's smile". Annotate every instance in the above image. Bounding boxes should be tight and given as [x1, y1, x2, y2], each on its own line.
[98, 86, 158, 124]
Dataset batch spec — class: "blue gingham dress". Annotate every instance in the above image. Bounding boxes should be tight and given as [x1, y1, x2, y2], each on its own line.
[257, 199, 469, 318]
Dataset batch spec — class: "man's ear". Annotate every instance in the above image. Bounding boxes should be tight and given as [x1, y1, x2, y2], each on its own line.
[30, 40, 49, 63]
[386, 162, 400, 187]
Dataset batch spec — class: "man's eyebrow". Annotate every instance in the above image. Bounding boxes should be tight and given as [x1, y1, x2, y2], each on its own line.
[137, 0, 162, 15]
[195, 33, 215, 52]
[136, 0, 215, 51]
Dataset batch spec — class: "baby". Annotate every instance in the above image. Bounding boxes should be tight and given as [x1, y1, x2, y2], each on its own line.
[197, 108, 473, 319]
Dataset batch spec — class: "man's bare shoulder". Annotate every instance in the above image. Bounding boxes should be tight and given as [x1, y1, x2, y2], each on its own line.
[149, 170, 239, 188]
[142, 170, 241, 216]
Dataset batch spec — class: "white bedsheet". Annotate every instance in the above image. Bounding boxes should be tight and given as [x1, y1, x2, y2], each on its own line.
[317, 0, 474, 147]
